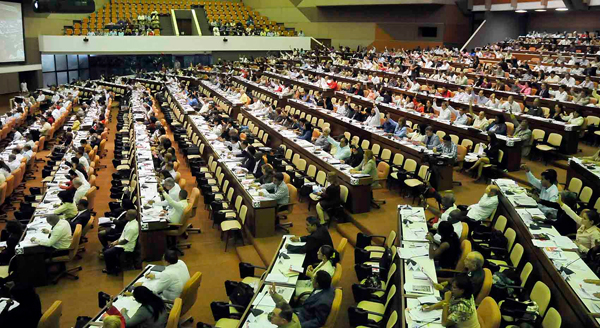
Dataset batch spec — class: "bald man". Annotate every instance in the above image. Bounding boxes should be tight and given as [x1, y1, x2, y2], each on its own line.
[460, 185, 499, 222]
[434, 251, 486, 297]
[30, 214, 73, 257]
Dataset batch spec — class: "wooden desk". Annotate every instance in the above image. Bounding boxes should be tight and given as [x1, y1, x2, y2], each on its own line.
[494, 181, 600, 328]
[242, 108, 374, 213]
[288, 99, 456, 190]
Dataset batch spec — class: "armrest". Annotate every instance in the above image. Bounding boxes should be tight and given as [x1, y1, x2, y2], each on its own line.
[169, 223, 183, 227]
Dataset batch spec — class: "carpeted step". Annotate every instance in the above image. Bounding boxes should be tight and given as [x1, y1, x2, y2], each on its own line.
[235, 245, 266, 267]
[336, 222, 362, 247]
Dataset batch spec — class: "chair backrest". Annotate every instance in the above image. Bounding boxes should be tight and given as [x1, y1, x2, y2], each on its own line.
[530, 281, 551, 317]
[579, 186, 593, 203]
[179, 178, 187, 190]
[380, 148, 392, 162]
[65, 224, 83, 260]
[282, 172, 291, 184]
[460, 222, 469, 243]
[239, 205, 248, 225]
[38, 300, 62, 328]
[461, 138, 473, 152]
[509, 243, 524, 267]
[392, 153, 404, 166]
[336, 238, 348, 262]
[520, 262, 533, 288]
[377, 162, 390, 180]
[286, 184, 298, 212]
[384, 311, 398, 328]
[85, 186, 97, 211]
[385, 231, 397, 248]
[180, 272, 202, 316]
[166, 298, 182, 328]
[505, 228, 516, 252]
[475, 268, 493, 305]
[190, 187, 200, 216]
[331, 263, 343, 287]
[541, 307, 561, 328]
[547, 133, 562, 147]
[81, 216, 96, 240]
[322, 288, 343, 328]
[455, 240, 472, 271]
[340, 185, 349, 203]
[492, 215, 506, 233]
[234, 196, 243, 212]
[403, 159, 417, 173]
[477, 297, 501, 328]
[567, 177, 583, 195]
[315, 171, 327, 186]
[306, 165, 317, 179]
[0, 182, 6, 205]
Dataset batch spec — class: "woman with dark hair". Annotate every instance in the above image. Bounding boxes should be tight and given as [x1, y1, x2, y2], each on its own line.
[258, 163, 274, 184]
[0, 221, 23, 264]
[294, 245, 339, 297]
[427, 221, 460, 269]
[0, 283, 43, 328]
[485, 114, 507, 136]
[423, 274, 480, 328]
[158, 170, 173, 181]
[120, 286, 168, 327]
[54, 190, 77, 219]
[466, 132, 500, 181]
[298, 122, 313, 141]
[558, 197, 600, 253]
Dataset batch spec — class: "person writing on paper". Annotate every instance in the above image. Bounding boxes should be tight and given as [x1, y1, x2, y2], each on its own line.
[423, 275, 481, 328]
[295, 245, 338, 298]
[259, 172, 290, 217]
[426, 221, 460, 269]
[557, 197, 600, 253]
[53, 190, 78, 220]
[315, 173, 341, 222]
[521, 165, 559, 218]
[350, 150, 379, 187]
[119, 286, 168, 327]
[0, 283, 43, 328]
[134, 250, 190, 301]
[465, 133, 500, 181]
[30, 214, 73, 257]
[287, 216, 333, 268]
[420, 126, 441, 150]
[434, 251, 486, 298]
[269, 271, 335, 328]
[434, 135, 458, 162]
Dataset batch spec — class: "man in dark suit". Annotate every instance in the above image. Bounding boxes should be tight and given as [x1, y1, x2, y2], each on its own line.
[269, 271, 335, 328]
[287, 216, 333, 268]
[69, 199, 91, 233]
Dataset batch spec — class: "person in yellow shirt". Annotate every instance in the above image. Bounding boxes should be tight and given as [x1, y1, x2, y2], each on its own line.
[54, 190, 78, 220]
[72, 118, 81, 132]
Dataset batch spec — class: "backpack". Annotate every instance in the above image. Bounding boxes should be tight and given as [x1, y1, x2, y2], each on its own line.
[586, 244, 600, 275]
[229, 282, 254, 308]
[364, 274, 381, 289]
[489, 229, 508, 249]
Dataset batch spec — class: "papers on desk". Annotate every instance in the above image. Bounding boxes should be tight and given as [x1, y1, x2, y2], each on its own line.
[265, 273, 289, 284]
[404, 282, 434, 295]
[403, 227, 429, 242]
[573, 279, 600, 301]
[543, 247, 567, 261]
[0, 299, 19, 313]
[550, 235, 578, 250]
[532, 239, 557, 248]
[399, 246, 429, 259]
[507, 194, 539, 208]
[113, 295, 142, 317]
[495, 178, 518, 188]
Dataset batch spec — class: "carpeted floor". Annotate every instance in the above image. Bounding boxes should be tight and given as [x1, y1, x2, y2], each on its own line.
[0, 94, 596, 327]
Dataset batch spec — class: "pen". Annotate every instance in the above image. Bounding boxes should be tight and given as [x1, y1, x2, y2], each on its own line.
[416, 317, 441, 328]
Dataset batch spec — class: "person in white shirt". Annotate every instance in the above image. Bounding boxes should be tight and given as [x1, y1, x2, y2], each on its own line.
[432, 100, 455, 121]
[74, 150, 89, 169]
[72, 176, 91, 206]
[544, 72, 560, 83]
[499, 96, 522, 113]
[461, 185, 499, 221]
[522, 165, 559, 218]
[36, 92, 46, 102]
[162, 189, 188, 225]
[30, 214, 73, 255]
[139, 250, 190, 301]
[484, 94, 500, 108]
[432, 194, 462, 242]
[22, 145, 33, 162]
[365, 106, 382, 127]
[561, 109, 585, 126]
[407, 78, 420, 92]
[549, 85, 569, 102]
[6, 155, 20, 172]
[559, 73, 576, 87]
[150, 178, 181, 208]
[103, 210, 139, 275]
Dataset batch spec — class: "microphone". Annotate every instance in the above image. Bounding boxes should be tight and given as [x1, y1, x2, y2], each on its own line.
[558, 256, 581, 277]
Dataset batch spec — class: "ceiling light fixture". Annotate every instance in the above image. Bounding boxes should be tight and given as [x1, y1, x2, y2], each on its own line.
[515, 9, 527, 13]
[555, 7, 568, 11]
[535, 9, 547, 12]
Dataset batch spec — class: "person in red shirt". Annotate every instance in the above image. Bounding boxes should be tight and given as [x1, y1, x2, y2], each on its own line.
[436, 87, 452, 98]
[327, 78, 338, 90]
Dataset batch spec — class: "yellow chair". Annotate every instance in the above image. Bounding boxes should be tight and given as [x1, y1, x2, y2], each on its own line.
[38, 300, 62, 328]
[166, 298, 182, 328]
[541, 307, 561, 328]
[475, 268, 493, 305]
[355, 285, 396, 323]
[359, 263, 397, 299]
[176, 272, 202, 324]
[477, 297, 501, 328]
[459, 222, 469, 243]
[322, 288, 343, 328]
[501, 281, 551, 323]
[46, 225, 83, 284]
[335, 237, 348, 262]
[221, 204, 247, 251]
[357, 310, 397, 328]
[488, 243, 524, 273]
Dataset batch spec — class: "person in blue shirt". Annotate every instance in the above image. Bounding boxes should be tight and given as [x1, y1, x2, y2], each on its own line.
[297, 121, 314, 141]
[486, 114, 507, 136]
[187, 96, 199, 107]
